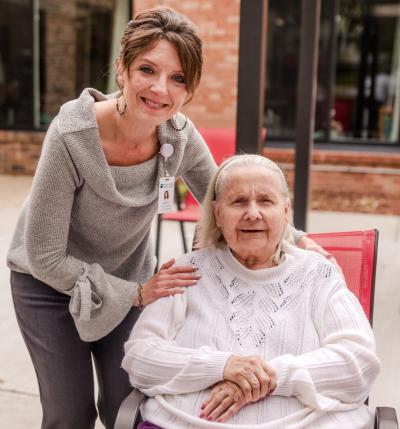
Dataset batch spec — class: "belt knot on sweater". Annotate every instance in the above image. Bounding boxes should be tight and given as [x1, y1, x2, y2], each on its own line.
[70, 264, 102, 322]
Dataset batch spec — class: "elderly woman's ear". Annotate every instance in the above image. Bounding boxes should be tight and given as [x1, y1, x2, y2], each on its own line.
[212, 201, 221, 228]
[283, 199, 290, 227]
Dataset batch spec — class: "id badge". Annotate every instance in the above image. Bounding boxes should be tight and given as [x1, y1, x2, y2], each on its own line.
[158, 176, 175, 214]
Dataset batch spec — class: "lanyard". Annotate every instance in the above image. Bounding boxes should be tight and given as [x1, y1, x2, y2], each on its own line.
[158, 143, 175, 214]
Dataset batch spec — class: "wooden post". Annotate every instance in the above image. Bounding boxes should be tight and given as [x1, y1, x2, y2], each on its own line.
[236, 0, 268, 155]
[293, 0, 321, 231]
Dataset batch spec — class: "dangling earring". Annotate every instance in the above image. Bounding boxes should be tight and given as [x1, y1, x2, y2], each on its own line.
[116, 93, 127, 115]
[170, 113, 187, 131]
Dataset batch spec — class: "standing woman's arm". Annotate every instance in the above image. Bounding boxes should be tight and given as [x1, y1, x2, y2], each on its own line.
[24, 119, 139, 342]
[177, 125, 218, 205]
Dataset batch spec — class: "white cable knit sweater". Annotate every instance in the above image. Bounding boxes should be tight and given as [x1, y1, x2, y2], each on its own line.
[122, 244, 381, 429]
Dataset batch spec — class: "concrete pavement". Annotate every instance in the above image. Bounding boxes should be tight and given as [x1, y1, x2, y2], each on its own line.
[1, 174, 399, 428]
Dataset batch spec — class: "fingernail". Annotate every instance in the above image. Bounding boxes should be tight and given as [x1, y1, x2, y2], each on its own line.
[207, 417, 212, 421]
[217, 419, 221, 423]
[248, 401, 253, 404]
[192, 280, 198, 284]
[195, 273, 201, 278]
[201, 405, 205, 410]
[192, 265, 197, 270]
[180, 288, 186, 292]
[199, 413, 205, 418]
[269, 389, 275, 394]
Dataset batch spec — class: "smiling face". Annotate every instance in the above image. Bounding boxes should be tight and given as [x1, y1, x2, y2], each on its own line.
[117, 39, 188, 127]
[213, 165, 290, 265]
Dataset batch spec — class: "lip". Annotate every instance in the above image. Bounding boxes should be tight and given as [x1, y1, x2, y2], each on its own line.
[141, 97, 168, 110]
[240, 229, 265, 233]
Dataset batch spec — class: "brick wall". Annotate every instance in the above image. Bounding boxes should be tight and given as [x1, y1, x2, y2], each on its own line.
[134, 0, 240, 128]
[0, 131, 44, 175]
[263, 147, 400, 197]
[1, 129, 399, 200]
[42, 0, 115, 118]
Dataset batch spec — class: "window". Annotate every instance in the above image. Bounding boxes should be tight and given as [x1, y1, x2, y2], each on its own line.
[0, 0, 34, 129]
[0, 0, 130, 130]
[264, 0, 400, 145]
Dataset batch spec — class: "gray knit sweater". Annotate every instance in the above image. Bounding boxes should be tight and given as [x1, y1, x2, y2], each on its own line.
[7, 88, 305, 342]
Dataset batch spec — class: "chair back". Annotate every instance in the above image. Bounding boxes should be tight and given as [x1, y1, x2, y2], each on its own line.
[184, 190, 200, 210]
[184, 128, 267, 208]
[307, 230, 378, 325]
[192, 229, 378, 325]
[197, 127, 267, 166]
[197, 128, 236, 165]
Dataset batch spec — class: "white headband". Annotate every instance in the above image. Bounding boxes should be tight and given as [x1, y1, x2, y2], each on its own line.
[214, 155, 286, 198]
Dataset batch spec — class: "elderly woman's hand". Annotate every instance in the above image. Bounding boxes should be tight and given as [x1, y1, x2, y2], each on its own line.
[133, 259, 200, 308]
[199, 381, 246, 423]
[297, 236, 344, 279]
[222, 355, 277, 404]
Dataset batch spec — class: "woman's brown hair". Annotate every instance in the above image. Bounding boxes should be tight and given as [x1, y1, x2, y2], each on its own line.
[117, 6, 203, 103]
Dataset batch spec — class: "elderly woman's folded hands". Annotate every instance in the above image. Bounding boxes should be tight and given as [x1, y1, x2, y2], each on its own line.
[199, 355, 277, 422]
[200, 381, 246, 423]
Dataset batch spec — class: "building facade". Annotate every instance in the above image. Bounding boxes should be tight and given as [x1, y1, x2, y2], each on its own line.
[1, 0, 400, 198]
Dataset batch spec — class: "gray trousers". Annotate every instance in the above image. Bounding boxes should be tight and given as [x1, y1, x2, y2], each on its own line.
[11, 271, 141, 429]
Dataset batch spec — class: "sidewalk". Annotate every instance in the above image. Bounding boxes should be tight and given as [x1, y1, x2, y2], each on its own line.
[1, 175, 399, 428]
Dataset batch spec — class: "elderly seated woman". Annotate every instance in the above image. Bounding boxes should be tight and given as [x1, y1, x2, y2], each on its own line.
[122, 155, 381, 429]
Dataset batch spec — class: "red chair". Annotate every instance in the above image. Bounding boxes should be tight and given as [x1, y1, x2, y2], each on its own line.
[197, 127, 237, 165]
[307, 230, 378, 324]
[116, 229, 398, 429]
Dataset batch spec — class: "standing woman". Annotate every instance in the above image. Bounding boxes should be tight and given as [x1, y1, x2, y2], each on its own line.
[7, 7, 214, 429]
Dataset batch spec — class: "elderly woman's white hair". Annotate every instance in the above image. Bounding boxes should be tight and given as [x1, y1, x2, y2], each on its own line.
[197, 154, 294, 265]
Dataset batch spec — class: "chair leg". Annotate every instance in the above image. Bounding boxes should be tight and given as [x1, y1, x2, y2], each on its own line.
[155, 214, 162, 273]
[179, 221, 188, 254]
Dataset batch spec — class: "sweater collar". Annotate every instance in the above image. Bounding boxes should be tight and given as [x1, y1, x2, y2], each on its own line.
[216, 242, 306, 284]
[56, 88, 190, 207]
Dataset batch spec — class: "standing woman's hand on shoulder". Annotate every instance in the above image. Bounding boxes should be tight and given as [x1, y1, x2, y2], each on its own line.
[297, 236, 344, 279]
[133, 259, 200, 308]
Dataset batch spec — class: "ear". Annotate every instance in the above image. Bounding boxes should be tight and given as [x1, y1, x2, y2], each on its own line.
[212, 201, 221, 228]
[283, 199, 290, 227]
[116, 60, 125, 88]
[182, 91, 190, 106]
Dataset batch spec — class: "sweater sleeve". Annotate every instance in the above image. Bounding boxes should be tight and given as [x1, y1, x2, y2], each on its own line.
[290, 226, 307, 243]
[122, 291, 232, 396]
[179, 125, 217, 205]
[24, 119, 137, 342]
[268, 276, 381, 411]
